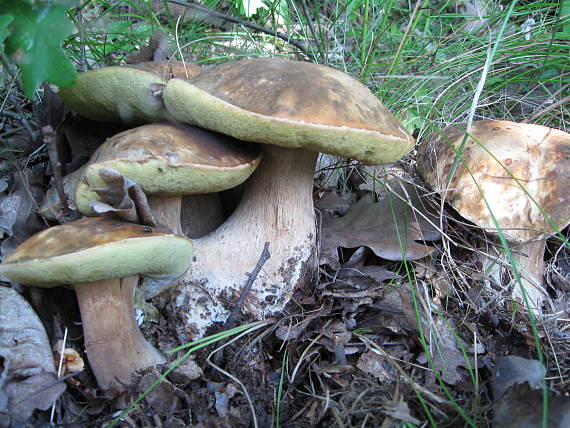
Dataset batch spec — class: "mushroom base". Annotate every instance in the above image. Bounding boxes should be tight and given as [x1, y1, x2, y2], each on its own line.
[75, 276, 165, 390]
[510, 239, 549, 313]
[171, 146, 318, 338]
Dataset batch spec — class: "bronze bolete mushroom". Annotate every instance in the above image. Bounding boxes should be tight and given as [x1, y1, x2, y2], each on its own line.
[0, 217, 193, 390]
[161, 58, 415, 335]
[74, 122, 262, 238]
[58, 61, 200, 124]
[417, 120, 570, 313]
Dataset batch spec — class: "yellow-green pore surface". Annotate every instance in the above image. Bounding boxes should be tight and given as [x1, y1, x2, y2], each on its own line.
[417, 120, 570, 241]
[0, 217, 193, 286]
[74, 123, 262, 214]
[163, 58, 415, 164]
[58, 60, 200, 124]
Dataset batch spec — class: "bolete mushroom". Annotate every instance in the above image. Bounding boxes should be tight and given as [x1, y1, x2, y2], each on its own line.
[0, 217, 193, 390]
[58, 61, 200, 124]
[74, 122, 262, 238]
[417, 120, 570, 313]
[161, 58, 415, 335]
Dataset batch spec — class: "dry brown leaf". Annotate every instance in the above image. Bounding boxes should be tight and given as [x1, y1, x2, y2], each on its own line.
[356, 351, 396, 382]
[320, 181, 439, 267]
[90, 168, 156, 226]
[493, 357, 570, 428]
[0, 169, 44, 260]
[416, 316, 470, 385]
[0, 287, 65, 422]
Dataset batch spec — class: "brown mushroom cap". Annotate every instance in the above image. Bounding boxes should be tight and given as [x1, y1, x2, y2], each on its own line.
[0, 217, 193, 286]
[163, 58, 414, 164]
[59, 61, 201, 124]
[74, 122, 261, 216]
[417, 120, 570, 242]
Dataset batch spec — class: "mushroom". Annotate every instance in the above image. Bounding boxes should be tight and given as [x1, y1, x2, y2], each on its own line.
[74, 122, 262, 238]
[0, 217, 193, 390]
[58, 61, 200, 124]
[161, 58, 415, 335]
[417, 120, 570, 313]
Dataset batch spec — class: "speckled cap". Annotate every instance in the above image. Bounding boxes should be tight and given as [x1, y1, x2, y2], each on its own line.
[74, 122, 262, 215]
[0, 217, 193, 286]
[59, 61, 201, 124]
[417, 120, 570, 241]
[162, 58, 414, 164]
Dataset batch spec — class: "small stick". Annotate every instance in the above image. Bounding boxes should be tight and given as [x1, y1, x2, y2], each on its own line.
[213, 242, 270, 367]
[224, 242, 271, 331]
[43, 126, 75, 221]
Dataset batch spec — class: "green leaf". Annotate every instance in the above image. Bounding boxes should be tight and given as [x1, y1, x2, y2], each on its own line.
[0, 14, 13, 48]
[1, 2, 77, 98]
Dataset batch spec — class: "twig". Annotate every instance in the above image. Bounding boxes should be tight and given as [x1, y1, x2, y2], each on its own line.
[167, 0, 311, 57]
[43, 125, 75, 221]
[212, 242, 270, 367]
[523, 94, 570, 123]
[224, 241, 271, 331]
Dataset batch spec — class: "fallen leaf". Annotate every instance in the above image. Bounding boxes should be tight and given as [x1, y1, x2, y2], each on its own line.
[90, 168, 156, 226]
[315, 191, 354, 215]
[493, 356, 570, 428]
[398, 288, 472, 385]
[494, 356, 545, 399]
[0, 286, 65, 422]
[0, 169, 44, 259]
[356, 351, 397, 382]
[320, 180, 440, 267]
[136, 371, 183, 418]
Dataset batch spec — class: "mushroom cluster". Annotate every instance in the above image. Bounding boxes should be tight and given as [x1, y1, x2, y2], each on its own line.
[0, 57, 415, 390]
[418, 120, 570, 313]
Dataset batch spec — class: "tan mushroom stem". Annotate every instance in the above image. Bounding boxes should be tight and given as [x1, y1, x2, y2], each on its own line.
[176, 145, 318, 335]
[74, 275, 165, 390]
[508, 240, 547, 309]
[147, 193, 224, 238]
[147, 195, 184, 235]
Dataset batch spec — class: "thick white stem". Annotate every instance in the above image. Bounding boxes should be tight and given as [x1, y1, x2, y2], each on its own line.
[173, 146, 318, 337]
[510, 240, 549, 313]
[74, 276, 165, 390]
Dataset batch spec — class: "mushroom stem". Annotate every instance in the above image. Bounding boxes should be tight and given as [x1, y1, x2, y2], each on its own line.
[74, 275, 165, 390]
[174, 146, 318, 336]
[510, 239, 548, 312]
[148, 195, 183, 235]
[148, 194, 225, 238]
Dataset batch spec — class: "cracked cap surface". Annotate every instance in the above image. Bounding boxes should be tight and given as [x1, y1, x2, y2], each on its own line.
[417, 120, 570, 241]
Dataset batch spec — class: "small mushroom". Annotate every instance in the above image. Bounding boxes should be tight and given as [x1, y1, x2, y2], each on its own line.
[417, 120, 570, 313]
[58, 61, 200, 124]
[0, 217, 193, 390]
[162, 58, 415, 335]
[74, 122, 262, 237]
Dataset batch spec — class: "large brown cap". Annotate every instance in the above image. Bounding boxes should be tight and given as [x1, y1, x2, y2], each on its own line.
[59, 61, 201, 124]
[75, 122, 262, 215]
[163, 58, 414, 164]
[0, 217, 193, 286]
[417, 120, 570, 241]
